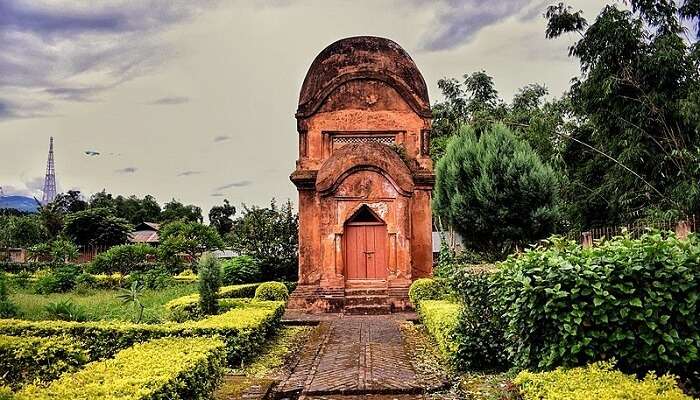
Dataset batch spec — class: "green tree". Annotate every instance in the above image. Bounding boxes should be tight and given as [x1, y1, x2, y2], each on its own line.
[546, 1, 700, 224]
[49, 238, 79, 263]
[88, 191, 162, 224]
[208, 199, 236, 236]
[53, 191, 88, 214]
[433, 124, 563, 256]
[197, 253, 221, 316]
[0, 215, 48, 248]
[227, 199, 298, 281]
[38, 202, 65, 239]
[160, 199, 203, 224]
[63, 208, 132, 248]
[158, 221, 223, 268]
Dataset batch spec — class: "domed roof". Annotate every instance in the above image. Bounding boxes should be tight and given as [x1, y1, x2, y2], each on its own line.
[297, 36, 431, 118]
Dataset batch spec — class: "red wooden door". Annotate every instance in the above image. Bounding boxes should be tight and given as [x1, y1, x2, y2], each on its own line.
[344, 223, 388, 280]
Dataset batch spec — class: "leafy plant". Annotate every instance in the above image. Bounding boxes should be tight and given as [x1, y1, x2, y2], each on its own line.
[88, 243, 157, 274]
[44, 300, 89, 322]
[495, 232, 700, 383]
[0, 272, 17, 318]
[222, 255, 261, 284]
[33, 264, 80, 294]
[198, 254, 222, 315]
[117, 280, 145, 323]
[254, 282, 289, 301]
[63, 208, 132, 248]
[408, 278, 446, 306]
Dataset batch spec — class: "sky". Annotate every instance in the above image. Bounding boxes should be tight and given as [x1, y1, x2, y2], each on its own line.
[0, 0, 610, 214]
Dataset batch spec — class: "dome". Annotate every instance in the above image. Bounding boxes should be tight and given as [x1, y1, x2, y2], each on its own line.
[297, 36, 431, 118]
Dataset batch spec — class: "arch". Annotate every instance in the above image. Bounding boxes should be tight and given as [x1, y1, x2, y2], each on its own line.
[297, 36, 431, 119]
[345, 204, 384, 225]
[316, 142, 414, 196]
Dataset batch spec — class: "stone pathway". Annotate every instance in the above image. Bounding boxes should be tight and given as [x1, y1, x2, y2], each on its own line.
[273, 316, 446, 399]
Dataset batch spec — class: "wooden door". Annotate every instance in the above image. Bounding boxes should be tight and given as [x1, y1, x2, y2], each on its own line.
[344, 223, 388, 280]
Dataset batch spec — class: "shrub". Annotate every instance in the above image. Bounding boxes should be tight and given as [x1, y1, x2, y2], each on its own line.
[514, 361, 691, 400]
[164, 283, 260, 321]
[0, 261, 54, 274]
[0, 386, 11, 400]
[128, 266, 173, 289]
[254, 281, 289, 301]
[11, 271, 31, 289]
[433, 123, 563, 255]
[494, 233, 700, 378]
[222, 255, 261, 284]
[198, 254, 221, 315]
[33, 264, 80, 294]
[75, 273, 125, 290]
[0, 273, 17, 318]
[88, 244, 156, 274]
[16, 337, 225, 400]
[418, 300, 461, 364]
[408, 278, 445, 306]
[0, 300, 285, 365]
[44, 300, 90, 322]
[449, 265, 509, 370]
[0, 335, 88, 389]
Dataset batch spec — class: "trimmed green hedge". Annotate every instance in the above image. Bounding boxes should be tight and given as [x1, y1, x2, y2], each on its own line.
[0, 299, 284, 366]
[494, 233, 700, 377]
[164, 283, 261, 320]
[254, 281, 289, 301]
[408, 278, 446, 306]
[16, 337, 225, 400]
[418, 300, 461, 364]
[514, 361, 690, 400]
[0, 335, 88, 389]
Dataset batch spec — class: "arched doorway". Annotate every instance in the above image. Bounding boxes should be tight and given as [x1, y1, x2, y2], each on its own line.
[343, 206, 388, 280]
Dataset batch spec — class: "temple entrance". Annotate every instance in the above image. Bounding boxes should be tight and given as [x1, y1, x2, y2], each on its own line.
[344, 206, 388, 280]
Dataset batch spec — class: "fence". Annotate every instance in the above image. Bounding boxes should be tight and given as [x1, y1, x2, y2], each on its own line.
[579, 215, 697, 247]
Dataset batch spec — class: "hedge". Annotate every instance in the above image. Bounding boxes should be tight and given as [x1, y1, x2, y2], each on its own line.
[408, 278, 446, 306]
[164, 283, 261, 320]
[417, 300, 461, 364]
[494, 233, 700, 378]
[514, 361, 690, 400]
[254, 281, 289, 301]
[16, 337, 225, 400]
[0, 262, 58, 274]
[0, 335, 88, 389]
[0, 299, 284, 366]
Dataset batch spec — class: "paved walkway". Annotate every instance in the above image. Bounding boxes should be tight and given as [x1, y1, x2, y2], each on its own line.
[274, 316, 445, 399]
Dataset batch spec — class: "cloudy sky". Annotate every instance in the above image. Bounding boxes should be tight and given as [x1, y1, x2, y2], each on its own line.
[0, 0, 606, 213]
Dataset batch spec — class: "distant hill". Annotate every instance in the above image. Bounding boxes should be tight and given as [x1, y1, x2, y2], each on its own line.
[0, 196, 40, 213]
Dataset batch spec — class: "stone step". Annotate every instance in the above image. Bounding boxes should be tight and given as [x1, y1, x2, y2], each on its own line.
[344, 288, 388, 296]
[344, 294, 389, 307]
[343, 303, 392, 315]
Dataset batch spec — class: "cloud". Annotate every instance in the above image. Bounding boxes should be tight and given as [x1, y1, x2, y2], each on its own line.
[214, 181, 252, 191]
[177, 170, 203, 176]
[0, 98, 52, 121]
[213, 135, 231, 142]
[210, 193, 225, 197]
[115, 167, 137, 174]
[0, 0, 217, 119]
[414, 0, 547, 51]
[149, 96, 190, 105]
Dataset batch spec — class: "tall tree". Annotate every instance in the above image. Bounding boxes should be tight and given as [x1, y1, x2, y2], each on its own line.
[158, 221, 223, 268]
[63, 208, 132, 248]
[53, 190, 88, 214]
[209, 199, 236, 236]
[160, 199, 203, 224]
[546, 1, 700, 224]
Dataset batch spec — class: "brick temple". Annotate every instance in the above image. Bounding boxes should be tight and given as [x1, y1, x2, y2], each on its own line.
[288, 36, 434, 314]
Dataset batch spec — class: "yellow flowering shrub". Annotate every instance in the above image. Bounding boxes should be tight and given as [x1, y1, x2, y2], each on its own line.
[164, 283, 260, 319]
[514, 361, 691, 400]
[0, 300, 284, 366]
[0, 335, 88, 389]
[418, 300, 461, 361]
[16, 336, 225, 400]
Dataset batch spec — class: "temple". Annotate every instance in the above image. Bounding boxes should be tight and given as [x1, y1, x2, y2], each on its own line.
[288, 36, 434, 314]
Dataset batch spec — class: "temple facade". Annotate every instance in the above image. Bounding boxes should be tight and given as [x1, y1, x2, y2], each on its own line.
[288, 36, 434, 313]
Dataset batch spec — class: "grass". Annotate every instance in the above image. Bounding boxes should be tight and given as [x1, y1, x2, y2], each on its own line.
[8, 283, 197, 324]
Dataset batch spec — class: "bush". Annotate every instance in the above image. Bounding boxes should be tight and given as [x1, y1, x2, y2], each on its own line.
[254, 281, 289, 301]
[494, 233, 700, 379]
[408, 278, 446, 306]
[33, 264, 81, 294]
[514, 361, 690, 400]
[433, 123, 563, 255]
[222, 255, 261, 284]
[449, 265, 509, 370]
[16, 337, 225, 400]
[0, 386, 11, 400]
[0, 262, 50, 274]
[0, 335, 88, 389]
[128, 266, 173, 289]
[165, 283, 260, 321]
[44, 300, 90, 322]
[418, 300, 461, 363]
[11, 271, 31, 289]
[198, 254, 221, 315]
[0, 300, 285, 365]
[88, 244, 157, 274]
[0, 273, 17, 318]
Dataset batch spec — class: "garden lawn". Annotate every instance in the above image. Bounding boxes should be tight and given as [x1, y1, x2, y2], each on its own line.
[9, 283, 197, 323]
